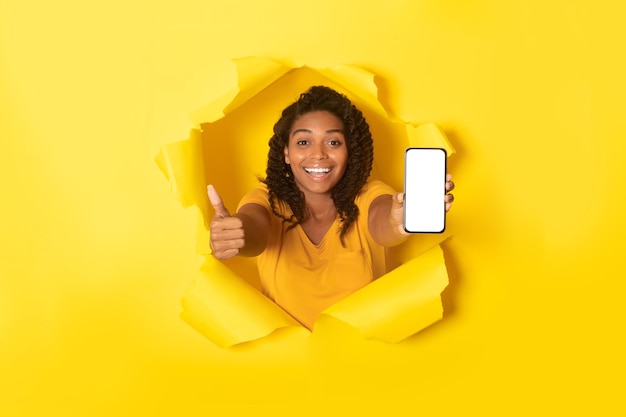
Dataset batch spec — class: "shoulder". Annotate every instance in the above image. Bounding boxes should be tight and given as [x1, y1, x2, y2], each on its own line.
[356, 180, 395, 206]
[236, 183, 293, 218]
[236, 182, 269, 211]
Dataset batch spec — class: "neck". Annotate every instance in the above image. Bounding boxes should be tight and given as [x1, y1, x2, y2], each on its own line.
[304, 194, 337, 221]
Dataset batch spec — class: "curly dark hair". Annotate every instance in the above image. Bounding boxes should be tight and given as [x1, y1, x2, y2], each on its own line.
[262, 85, 374, 242]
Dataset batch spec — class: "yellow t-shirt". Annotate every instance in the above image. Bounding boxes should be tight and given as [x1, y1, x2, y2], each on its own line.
[237, 180, 395, 329]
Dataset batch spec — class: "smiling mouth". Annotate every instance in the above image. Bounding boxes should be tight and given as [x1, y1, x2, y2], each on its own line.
[304, 168, 332, 179]
[304, 167, 332, 176]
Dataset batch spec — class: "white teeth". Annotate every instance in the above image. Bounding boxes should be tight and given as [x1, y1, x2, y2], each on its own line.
[305, 168, 331, 173]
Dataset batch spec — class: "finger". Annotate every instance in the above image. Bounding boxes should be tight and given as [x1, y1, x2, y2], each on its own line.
[392, 192, 404, 207]
[390, 192, 409, 235]
[211, 235, 245, 260]
[209, 228, 245, 244]
[444, 192, 454, 212]
[212, 248, 240, 261]
[446, 180, 455, 191]
[211, 238, 245, 252]
[207, 184, 230, 218]
[211, 216, 244, 232]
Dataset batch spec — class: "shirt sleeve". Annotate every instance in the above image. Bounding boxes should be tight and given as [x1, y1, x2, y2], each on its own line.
[354, 180, 396, 239]
[236, 183, 271, 213]
[356, 180, 396, 208]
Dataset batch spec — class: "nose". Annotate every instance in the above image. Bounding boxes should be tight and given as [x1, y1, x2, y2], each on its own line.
[310, 142, 328, 160]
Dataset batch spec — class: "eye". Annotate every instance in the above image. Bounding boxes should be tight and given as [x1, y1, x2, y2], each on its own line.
[296, 139, 309, 146]
[328, 139, 343, 147]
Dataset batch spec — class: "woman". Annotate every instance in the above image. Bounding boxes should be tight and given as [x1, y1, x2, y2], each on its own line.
[208, 86, 454, 329]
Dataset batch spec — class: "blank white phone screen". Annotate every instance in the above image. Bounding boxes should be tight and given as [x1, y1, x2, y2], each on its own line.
[403, 148, 447, 233]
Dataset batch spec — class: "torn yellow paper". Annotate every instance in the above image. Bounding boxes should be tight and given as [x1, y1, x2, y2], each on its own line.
[320, 244, 448, 343]
[406, 122, 456, 156]
[155, 128, 208, 218]
[180, 257, 301, 348]
[157, 57, 455, 347]
[190, 58, 294, 124]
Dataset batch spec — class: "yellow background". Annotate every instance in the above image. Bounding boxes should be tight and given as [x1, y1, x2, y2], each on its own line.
[1, 0, 624, 415]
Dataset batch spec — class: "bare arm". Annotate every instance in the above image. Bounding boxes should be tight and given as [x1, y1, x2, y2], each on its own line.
[207, 185, 270, 260]
[368, 174, 455, 247]
[235, 203, 271, 256]
[368, 192, 409, 247]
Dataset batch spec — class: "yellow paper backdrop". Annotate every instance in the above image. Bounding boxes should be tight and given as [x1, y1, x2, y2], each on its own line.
[1, 0, 624, 415]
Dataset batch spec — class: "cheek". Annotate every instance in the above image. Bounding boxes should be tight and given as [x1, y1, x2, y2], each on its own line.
[338, 151, 349, 167]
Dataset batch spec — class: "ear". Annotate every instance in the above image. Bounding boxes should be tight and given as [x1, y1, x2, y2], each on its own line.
[284, 146, 290, 164]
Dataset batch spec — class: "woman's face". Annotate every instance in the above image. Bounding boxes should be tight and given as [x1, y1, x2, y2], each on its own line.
[284, 111, 348, 198]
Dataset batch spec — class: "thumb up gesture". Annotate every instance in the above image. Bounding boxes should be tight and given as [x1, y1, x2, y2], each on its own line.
[207, 185, 245, 260]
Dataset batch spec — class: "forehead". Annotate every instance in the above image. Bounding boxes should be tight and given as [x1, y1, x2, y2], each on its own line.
[290, 111, 344, 132]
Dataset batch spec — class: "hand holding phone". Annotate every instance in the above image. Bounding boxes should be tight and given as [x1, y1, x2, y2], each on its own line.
[403, 148, 447, 233]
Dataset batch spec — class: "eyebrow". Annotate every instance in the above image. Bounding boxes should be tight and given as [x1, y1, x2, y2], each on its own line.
[291, 128, 345, 136]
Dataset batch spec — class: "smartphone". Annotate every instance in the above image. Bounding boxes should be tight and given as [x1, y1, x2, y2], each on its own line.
[403, 148, 447, 233]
